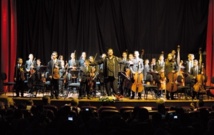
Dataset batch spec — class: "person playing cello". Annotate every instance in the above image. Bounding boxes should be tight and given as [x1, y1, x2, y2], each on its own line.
[130, 50, 144, 99]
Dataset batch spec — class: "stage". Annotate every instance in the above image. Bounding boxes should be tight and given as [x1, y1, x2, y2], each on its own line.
[2, 91, 214, 109]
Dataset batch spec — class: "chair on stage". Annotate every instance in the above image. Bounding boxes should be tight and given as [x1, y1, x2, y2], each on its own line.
[176, 75, 194, 99]
[66, 81, 80, 97]
[65, 69, 80, 98]
[1, 72, 16, 96]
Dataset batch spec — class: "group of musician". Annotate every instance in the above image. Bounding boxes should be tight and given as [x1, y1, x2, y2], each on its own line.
[13, 46, 206, 100]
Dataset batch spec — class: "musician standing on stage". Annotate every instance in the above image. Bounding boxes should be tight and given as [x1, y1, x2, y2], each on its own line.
[123, 53, 135, 97]
[97, 53, 107, 96]
[97, 48, 122, 97]
[47, 51, 61, 99]
[14, 58, 26, 97]
[155, 54, 166, 96]
[119, 51, 129, 97]
[58, 55, 66, 78]
[79, 60, 92, 99]
[88, 55, 99, 95]
[25, 54, 36, 78]
[156, 54, 165, 85]
[25, 53, 36, 94]
[190, 59, 201, 99]
[130, 50, 144, 99]
[58, 55, 66, 96]
[88, 55, 99, 74]
[165, 53, 177, 100]
[35, 59, 44, 83]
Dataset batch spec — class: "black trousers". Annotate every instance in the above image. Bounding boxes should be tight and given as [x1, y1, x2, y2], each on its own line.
[51, 79, 59, 98]
[105, 76, 119, 96]
[192, 91, 200, 100]
[166, 91, 175, 100]
[15, 80, 25, 97]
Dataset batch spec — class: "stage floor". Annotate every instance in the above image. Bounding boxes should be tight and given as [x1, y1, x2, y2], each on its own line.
[2, 91, 214, 109]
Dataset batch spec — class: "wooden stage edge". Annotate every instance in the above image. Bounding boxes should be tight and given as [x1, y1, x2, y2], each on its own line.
[4, 94, 214, 109]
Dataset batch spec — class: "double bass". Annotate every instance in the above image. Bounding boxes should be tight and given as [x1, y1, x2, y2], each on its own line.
[166, 45, 181, 93]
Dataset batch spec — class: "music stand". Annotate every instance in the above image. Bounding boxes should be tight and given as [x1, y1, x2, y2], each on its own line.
[34, 66, 47, 97]
[68, 69, 79, 83]
[3, 82, 16, 96]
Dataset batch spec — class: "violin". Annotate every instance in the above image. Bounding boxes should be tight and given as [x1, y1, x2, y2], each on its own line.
[19, 67, 26, 81]
[53, 61, 60, 79]
[88, 66, 97, 91]
[122, 68, 132, 89]
[29, 58, 36, 75]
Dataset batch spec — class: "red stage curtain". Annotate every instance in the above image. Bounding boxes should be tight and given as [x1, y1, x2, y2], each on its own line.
[1, 0, 17, 92]
[206, 0, 214, 86]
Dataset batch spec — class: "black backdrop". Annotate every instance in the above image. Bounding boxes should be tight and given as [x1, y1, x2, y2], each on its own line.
[16, 0, 209, 64]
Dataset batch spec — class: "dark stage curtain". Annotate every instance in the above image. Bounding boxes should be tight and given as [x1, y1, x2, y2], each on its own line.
[1, 0, 213, 92]
[16, 0, 209, 63]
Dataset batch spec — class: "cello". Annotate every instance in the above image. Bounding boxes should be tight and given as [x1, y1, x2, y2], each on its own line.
[193, 48, 206, 93]
[131, 62, 144, 93]
[193, 64, 206, 93]
[166, 71, 178, 93]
